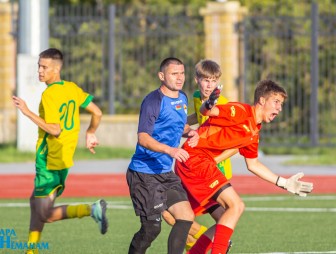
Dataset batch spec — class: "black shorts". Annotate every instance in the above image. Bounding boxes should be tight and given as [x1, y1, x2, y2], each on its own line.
[126, 168, 189, 218]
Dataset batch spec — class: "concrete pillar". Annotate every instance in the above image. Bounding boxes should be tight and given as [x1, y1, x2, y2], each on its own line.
[0, 2, 17, 143]
[200, 1, 247, 101]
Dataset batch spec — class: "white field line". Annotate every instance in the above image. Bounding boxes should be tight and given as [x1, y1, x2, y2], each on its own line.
[0, 196, 335, 210]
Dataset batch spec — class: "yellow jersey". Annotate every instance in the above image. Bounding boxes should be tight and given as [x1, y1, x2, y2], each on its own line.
[36, 80, 93, 170]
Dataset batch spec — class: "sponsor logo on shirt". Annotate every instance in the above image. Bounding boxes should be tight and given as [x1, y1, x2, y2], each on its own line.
[171, 100, 183, 105]
[209, 180, 219, 188]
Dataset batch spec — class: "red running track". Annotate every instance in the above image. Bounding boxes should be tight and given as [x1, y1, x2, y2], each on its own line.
[0, 174, 335, 199]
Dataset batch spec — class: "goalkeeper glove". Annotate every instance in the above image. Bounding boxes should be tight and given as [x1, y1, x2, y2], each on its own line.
[276, 172, 313, 197]
[205, 85, 222, 110]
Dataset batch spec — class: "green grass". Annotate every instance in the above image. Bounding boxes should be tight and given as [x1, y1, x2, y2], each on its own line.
[0, 144, 134, 163]
[1, 143, 336, 165]
[1, 195, 336, 253]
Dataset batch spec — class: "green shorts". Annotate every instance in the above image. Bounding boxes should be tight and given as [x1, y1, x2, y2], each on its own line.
[34, 166, 69, 198]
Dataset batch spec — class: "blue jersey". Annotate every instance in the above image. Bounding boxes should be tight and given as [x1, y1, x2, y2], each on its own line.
[129, 88, 188, 174]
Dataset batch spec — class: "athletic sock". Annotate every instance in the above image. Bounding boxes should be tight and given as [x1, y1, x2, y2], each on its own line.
[188, 234, 212, 254]
[168, 219, 192, 254]
[66, 204, 91, 218]
[27, 231, 41, 250]
[211, 224, 233, 254]
[193, 225, 208, 239]
[186, 225, 208, 251]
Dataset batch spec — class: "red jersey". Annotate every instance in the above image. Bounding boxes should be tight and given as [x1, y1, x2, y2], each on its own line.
[183, 102, 262, 159]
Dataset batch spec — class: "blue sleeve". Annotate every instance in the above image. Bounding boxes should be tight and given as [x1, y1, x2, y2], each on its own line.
[138, 90, 162, 135]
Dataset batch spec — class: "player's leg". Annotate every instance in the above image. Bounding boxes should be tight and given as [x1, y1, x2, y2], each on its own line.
[186, 205, 223, 254]
[162, 210, 207, 251]
[128, 215, 162, 254]
[166, 189, 194, 254]
[211, 185, 244, 254]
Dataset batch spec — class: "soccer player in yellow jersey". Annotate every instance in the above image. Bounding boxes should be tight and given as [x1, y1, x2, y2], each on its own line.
[162, 59, 237, 252]
[12, 48, 107, 254]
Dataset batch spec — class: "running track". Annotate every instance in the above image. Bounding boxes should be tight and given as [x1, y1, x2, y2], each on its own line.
[0, 174, 335, 198]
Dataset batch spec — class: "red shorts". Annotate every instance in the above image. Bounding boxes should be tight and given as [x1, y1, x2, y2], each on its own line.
[174, 151, 228, 215]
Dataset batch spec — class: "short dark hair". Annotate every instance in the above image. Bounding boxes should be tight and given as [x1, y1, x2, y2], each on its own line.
[39, 48, 63, 63]
[254, 80, 288, 104]
[159, 57, 184, 72]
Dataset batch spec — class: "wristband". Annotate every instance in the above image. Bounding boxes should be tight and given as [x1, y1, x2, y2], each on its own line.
[276, 176, 287, 189]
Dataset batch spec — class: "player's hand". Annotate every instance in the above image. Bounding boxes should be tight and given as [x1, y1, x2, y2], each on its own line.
[276, 172, 313, 197]
[12, 96, 30, 115]
[205, 85, 222, 110]
[186, 130, 199, 148]
[86, 132, 99, 154]
[168, 147, 189, 163]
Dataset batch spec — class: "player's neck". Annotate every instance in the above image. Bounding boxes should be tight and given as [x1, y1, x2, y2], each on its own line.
[160, 85, 179, 98]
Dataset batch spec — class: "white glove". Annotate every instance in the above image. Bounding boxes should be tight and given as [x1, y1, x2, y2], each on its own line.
[276, 172, 313, 197]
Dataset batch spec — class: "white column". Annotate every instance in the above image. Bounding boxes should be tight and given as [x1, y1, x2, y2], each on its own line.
[17, 0, 49, 151]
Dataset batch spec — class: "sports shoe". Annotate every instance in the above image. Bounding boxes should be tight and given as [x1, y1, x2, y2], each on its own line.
[226, 239, 233, 253]
[91, 199, 108, 234]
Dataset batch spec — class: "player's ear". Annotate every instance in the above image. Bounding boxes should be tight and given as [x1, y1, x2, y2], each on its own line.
[259, 96, 266, 105]
[194, 76, 198, 84]
[158, 71, 164, 81]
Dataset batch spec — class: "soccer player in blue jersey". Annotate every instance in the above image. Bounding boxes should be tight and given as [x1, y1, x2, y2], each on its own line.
[126, 57, 199, 254]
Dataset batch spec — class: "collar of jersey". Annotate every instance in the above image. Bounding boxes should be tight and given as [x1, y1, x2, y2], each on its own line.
[48, 80, 64, 87]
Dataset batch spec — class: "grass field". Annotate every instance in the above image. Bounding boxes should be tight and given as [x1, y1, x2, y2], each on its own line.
[1, 195, 336, 254]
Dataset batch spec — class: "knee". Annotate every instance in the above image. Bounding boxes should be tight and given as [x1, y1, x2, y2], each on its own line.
[38, 209, 53, 223]
[139, 221, 161, 243]
[129, 220, 161, 253]
[234, 200, 245, 217]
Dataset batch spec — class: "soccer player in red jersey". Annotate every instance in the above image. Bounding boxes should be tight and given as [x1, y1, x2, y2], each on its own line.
[175, 79, 314, 254]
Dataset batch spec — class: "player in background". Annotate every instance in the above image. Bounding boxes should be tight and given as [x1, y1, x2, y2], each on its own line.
[175, 80, 314, 254]
[162, 59, 237, 252]
[12, 48, 107, 254]
[126, 57, 199, 254]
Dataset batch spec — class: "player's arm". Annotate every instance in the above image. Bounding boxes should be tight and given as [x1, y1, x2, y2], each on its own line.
[12, 95, 61, 137]
[138, 132, 189, 162]
[187, 112, 198, 126]
[182, 124, 199, 148]
[84, 101, 102, 154]
[245, 157, 313, 197]
[214, 149, 239, 164]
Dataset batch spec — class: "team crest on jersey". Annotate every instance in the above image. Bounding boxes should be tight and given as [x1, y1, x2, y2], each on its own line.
[230, 106, 236, 117]
[209, 180, 219, 188]
[175, 104, 182, 110]
[184, 104, 187, 114]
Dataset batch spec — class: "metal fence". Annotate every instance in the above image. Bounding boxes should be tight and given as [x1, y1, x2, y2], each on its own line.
[49, 4, 204, 114]
[11, 2, 336, 147]
[241, 2, 336, 146]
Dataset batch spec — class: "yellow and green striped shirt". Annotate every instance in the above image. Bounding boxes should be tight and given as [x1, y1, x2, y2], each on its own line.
[36, 80, 93, 170]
